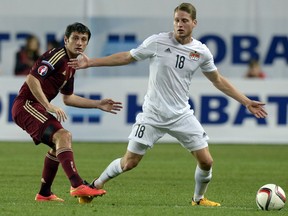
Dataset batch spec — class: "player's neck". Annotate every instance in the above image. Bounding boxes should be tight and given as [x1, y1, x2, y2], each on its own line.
[175, 35, 192, 45]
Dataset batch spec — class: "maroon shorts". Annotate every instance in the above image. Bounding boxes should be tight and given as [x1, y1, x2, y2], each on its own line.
[12, 98, 63, 147]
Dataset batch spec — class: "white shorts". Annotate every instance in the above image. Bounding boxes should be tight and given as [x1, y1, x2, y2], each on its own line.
[128, 110, 209, 153]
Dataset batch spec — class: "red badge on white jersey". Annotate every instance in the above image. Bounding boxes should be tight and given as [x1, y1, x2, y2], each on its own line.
[37, 65, 48, 76]
[189, 51, 200, 61]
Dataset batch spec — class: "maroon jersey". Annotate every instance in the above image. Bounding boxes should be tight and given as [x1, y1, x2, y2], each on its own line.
[17, 46, 75, 102]
[12, 46, 75, 146]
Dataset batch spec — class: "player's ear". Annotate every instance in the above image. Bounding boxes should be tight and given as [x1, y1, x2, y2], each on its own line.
[193, 19, 197, 26]
[64, 36, 68, 45]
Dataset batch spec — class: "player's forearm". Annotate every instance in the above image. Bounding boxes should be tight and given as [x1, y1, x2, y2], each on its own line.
[214, 76, 251, 106]
[63, 94, 99, 108]
[89, 51, 134, 67]
[26, 75, 50, 108]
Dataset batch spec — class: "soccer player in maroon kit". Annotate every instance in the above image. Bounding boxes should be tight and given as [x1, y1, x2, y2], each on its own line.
[11, 22, 123, 202]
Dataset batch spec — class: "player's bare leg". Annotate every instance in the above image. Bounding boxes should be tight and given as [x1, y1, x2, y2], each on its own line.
[79, 141, 146, 203]
[191, 147, 220, 207]
[53, 129, 106, 198]
[93, 150, 144, 189]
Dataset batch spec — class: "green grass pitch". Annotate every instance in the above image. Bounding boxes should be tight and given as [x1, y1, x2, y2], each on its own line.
[0, 142, 287, 216]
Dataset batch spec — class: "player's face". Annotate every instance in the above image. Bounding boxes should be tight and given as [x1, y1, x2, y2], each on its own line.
[64, 32, 89, 58]
[173, 10, 197, 44]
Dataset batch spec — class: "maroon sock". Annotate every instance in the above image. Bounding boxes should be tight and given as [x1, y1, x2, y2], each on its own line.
[56, 148, 83, 188]
[38, 152, 59, 196]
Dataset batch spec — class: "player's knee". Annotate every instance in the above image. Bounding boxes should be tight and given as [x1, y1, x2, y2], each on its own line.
[53, 129, 72, 148]
[58, 129, 72, 141]
[199, 158, 213, 171]
[63, 130, 72, 141]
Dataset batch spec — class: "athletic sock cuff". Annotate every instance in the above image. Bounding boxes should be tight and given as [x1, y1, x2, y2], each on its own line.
[56, 147, 73, 157]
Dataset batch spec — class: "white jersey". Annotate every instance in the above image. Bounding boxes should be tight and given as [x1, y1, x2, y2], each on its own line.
[130, 32, 217, 121]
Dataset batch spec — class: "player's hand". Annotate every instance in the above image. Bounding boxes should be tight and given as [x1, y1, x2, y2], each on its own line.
[46, 104, 67, 122]
[68, 51, 89, 70]
[246, 100, 267, 118]
[98, 99, 123, 114]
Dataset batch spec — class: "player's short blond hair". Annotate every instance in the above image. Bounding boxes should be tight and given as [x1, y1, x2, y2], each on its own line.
[174, 2, 197, 20]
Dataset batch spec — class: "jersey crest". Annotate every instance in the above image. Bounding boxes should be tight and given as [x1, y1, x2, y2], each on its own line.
[37, 65, 48, 76]
[189, 51, 200, 61]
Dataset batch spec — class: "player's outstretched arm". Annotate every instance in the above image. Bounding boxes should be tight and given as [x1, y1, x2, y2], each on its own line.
[203, 71, 268, 119]
[68, 51, 135, 70]
[63, 94, 123, 114]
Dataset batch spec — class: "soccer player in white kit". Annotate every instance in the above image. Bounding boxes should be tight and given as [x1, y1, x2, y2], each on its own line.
[69, 3, 267, 206]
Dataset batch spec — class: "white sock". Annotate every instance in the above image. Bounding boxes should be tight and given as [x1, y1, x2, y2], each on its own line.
[193, 165, 212, 201]
[94, 158, 123, 188]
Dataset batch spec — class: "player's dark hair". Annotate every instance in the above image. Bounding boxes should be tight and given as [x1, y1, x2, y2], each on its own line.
[174, 2, 197, 20]
[65, 22, 91, 41]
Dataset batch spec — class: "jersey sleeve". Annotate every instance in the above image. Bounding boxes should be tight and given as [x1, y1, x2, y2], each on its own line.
[30, 59, 54, 81]
[199, 45, 217, 72]
[130, 34, 158, 61]
[60, 77, 74, 95]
